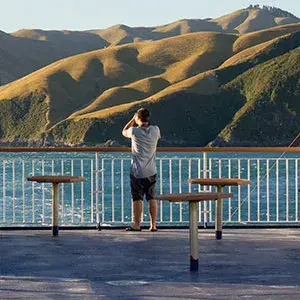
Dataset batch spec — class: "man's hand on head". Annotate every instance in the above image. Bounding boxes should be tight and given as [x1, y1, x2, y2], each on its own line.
[129, 114, 136, 127]
[134, 113, 139, 125]
[122, 114, 137, 137]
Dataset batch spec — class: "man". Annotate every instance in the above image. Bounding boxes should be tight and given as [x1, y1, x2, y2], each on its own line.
[122, 108, 161, 232]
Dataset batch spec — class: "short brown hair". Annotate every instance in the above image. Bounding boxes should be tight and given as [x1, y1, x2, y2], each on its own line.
[136, 108, 150, 122]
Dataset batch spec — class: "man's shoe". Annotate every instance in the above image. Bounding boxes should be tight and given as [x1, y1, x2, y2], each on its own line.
[125, 226, 142, 232]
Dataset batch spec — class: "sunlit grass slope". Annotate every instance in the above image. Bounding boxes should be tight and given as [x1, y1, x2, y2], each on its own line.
[12, 8, 300, 49]
[213, 8, 299, 34]
[233, 23, 300, 52]
[0, 31, 237, 141]
[0, 25, 299, 146]
[76, 29, 300, 118]
[47, 30, 300, 146]
[212, 46, 300, 146]
[88, 8, 299, 44]
[0, 30, 71, 85]
[70, 32, 236, 117]
[4, 7, 297, 86]
[12, 29, 108, 53]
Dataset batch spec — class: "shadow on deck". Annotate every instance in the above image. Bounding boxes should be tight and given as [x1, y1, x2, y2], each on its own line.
[1, 229, 300, 299]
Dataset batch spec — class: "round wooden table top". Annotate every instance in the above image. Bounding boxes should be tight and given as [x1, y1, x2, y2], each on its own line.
[188, 178, 251, 186]
[157, 192, 233, 202]
[27, 176, 85, 183]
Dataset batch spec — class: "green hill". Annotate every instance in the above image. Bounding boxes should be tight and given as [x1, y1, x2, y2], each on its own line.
[0, 30, 108, 85]
[0, 31, 236, 137]
[211, 46, 300, 146]
[1, 6, 297, 86]
[47, 30, 300, 147]
[0, 31, 69, 85]
[0, 23, 299, 147]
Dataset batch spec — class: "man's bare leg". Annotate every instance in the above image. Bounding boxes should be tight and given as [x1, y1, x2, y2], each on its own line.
[148, 199, 157, 231]
[132, 200, 143, 229]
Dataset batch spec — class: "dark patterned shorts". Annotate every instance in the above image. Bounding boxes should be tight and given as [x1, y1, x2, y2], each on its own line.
[130, 174, 157, 201]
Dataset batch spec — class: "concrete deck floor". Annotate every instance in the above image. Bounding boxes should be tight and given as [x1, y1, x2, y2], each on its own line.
[1, 228, 300, 299]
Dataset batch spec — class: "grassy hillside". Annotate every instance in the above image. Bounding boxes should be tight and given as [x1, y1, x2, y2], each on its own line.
[211, 47, 300, 146]
[213, 6, 299, 34]
[12, 29, 108, 52]
[0, 31, 236, 134]
[0, 24, 299, 146]
[233, 23, 300, 52]
[69, 25, 300, 118]
[46, 30, 300, 146]
[0, 29, 108, 85]
[14, 8, 299, 49]
[0, 31, 71, 85]
[2, 6, 298, 85]
[49, 90, 244, 146]
[70, 32, 236, 117]
[43, 7, 300, 46]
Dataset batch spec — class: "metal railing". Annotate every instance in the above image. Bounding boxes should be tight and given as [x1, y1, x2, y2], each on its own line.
[0, 147, 299, 227]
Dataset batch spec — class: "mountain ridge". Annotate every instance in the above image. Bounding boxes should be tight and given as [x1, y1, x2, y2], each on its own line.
[0, 7, 299, 147]
[1, 6, 297, 86]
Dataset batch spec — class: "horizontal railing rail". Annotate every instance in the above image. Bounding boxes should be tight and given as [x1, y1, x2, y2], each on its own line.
[0, 147, 299, 152]
[0, 147, 299, 228]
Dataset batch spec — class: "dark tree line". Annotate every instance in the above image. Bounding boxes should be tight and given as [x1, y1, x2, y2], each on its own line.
[247, 4, 298, 19]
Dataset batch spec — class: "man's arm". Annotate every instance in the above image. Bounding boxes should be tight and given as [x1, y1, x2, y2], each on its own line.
[122, 115, 136, 138]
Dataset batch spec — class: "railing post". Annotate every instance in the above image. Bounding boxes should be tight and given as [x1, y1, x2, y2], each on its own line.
[202, 151, 208, 228]
[95, 152, 101, 230]
[12, 161, 15, 223]
[296, 159, 298, 222]
[2, 161, 6, 223]
[215, 185, 223, 240]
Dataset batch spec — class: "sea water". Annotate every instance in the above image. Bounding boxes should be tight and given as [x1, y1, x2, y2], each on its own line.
[0, 151, 299, 225]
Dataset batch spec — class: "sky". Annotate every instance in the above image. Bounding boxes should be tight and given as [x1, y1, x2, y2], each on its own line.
[1, 0, 299, 33]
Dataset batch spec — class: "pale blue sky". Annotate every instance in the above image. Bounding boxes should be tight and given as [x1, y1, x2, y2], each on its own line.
[1, 0, 299, 33]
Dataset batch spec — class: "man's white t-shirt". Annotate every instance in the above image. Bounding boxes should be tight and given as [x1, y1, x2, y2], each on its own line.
[123, 125, 161, 178]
